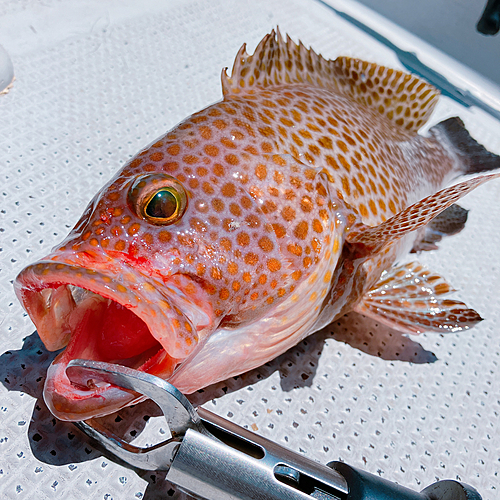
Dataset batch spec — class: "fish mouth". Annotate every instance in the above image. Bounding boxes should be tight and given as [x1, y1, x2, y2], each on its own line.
[15, 260, 213, 421]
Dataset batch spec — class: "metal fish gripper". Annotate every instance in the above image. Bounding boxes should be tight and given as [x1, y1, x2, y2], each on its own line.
[66, 359, 482, 500]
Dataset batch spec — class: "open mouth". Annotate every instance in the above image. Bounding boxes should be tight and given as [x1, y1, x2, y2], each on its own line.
[15, 260, 211, 421]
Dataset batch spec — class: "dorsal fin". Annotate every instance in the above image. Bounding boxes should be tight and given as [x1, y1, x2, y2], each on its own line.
[222, 30, 440, 134]
[222, 29, 338, 97]
[347, 173, 500, 255]
[332, 57, 439, 133]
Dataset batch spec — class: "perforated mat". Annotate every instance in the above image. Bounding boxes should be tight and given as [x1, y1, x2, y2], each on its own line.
[1, 0, 499, 499]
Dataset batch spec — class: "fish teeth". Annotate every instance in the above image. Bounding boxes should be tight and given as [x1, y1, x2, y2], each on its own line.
[68, 284, 99, 305]
[40, 288, 52, 308]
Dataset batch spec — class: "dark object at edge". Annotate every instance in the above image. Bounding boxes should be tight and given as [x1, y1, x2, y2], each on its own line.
[477, 0, 500, 35]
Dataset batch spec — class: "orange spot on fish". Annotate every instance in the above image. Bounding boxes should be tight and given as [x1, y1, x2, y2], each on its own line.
[167, 144, 180, 156]
[150, 152, 164, 162]
[127, 223, 141, 236]
[211, 267, 222, 280]
[204, 144, 219, 156]
[267, 258, 281, 272]
[294, 221, 308, 240]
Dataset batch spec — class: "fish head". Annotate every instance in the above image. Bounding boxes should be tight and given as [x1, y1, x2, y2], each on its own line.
[15, 114, 347, 421]
[15, 161, 218, 419]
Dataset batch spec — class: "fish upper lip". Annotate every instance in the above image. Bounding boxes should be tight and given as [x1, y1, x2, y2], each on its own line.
[15, 258, 203, 355]
[14, 257, 212, 420]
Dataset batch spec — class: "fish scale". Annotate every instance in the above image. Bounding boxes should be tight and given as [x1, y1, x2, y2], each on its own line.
[14, 29, 500, 421]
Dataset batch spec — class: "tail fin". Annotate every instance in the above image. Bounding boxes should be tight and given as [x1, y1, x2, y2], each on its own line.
[431, 117, 500, 174]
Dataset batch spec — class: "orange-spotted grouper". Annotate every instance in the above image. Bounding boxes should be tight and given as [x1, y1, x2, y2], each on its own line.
[15, 30, 500, 421]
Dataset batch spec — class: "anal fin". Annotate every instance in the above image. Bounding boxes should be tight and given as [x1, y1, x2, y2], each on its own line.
[354, 262, 482, 334]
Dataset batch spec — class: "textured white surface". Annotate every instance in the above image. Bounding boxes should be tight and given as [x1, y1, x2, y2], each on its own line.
[1, 0, 499, 498]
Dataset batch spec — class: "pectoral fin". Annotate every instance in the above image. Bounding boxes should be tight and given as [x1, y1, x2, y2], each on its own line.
[347, 173, 500, 255]
[354, 261, 482, 334]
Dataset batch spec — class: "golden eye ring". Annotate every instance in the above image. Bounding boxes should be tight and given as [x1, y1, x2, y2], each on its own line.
[128, 173, 187, 225]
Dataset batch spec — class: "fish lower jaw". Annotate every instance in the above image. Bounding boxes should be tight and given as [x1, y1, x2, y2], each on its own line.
[43, 354, 146, 421]
[15, 263, 187, 421]
[40, 291, 180, 420]
[42, 331, 179, 421]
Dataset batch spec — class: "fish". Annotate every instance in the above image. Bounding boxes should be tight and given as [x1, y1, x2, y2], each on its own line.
[14, 30, 500, 421]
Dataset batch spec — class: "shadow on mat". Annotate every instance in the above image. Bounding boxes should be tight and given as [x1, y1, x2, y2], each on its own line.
[0, 311, 436, 478]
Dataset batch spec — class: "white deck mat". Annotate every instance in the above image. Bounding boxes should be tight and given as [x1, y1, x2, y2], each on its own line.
[1, 0, 499, 498]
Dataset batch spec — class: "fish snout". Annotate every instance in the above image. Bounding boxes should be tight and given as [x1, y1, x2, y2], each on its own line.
[14, 258, 210, 420]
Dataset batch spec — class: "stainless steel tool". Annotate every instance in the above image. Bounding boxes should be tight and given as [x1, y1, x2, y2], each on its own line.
[66, 359, 482, 500]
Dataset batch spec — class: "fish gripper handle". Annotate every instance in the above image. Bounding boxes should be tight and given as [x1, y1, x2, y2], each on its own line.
[166, 408, 482, 500]
[329, 461, 482, 500]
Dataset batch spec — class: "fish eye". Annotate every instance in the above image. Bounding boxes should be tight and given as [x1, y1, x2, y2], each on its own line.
[128, 174, 187, 225]
[145, 189, 179, 219]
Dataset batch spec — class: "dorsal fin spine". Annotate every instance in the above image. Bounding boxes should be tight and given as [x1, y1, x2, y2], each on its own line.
[222, 29, 337, 97]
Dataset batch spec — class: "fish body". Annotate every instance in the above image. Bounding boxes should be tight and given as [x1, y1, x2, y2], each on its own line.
[15, 31, 500, 420]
